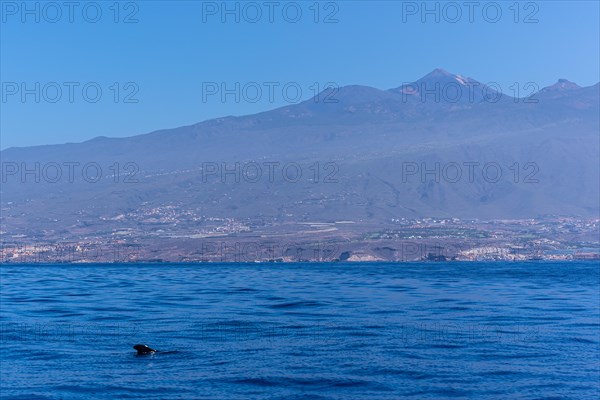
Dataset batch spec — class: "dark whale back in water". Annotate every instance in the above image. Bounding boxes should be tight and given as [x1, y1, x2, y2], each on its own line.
[133, 344, 157, 355]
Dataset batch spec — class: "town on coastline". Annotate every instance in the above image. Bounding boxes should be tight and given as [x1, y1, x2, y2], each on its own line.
[1, 212, 598, 263]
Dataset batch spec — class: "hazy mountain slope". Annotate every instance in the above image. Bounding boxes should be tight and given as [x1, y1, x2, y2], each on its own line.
[2, 70, 599, 228]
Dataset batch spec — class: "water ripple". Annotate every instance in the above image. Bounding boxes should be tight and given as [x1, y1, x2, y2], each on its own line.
[1, 261, 598, 399]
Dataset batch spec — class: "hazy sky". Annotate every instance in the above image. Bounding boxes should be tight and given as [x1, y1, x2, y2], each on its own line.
[1, 0, 599, 149]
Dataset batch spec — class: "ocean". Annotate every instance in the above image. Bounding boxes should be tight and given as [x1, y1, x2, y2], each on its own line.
[1, 262, 598, 399]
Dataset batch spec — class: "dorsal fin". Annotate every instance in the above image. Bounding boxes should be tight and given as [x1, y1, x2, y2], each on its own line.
[133, 344, 156, 355]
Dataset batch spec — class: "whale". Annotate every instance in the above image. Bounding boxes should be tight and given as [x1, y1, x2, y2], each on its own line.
[133, 344, 157, 355]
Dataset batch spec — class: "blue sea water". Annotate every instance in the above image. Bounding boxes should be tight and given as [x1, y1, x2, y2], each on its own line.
[1, 262, 599, 399]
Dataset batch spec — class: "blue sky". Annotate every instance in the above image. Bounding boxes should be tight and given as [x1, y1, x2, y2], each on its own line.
[1, 0, 599, 149]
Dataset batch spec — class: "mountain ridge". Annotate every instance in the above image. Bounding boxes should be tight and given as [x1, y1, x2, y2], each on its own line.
[2, 68, 598, 152]
[1, 69, 598, 228]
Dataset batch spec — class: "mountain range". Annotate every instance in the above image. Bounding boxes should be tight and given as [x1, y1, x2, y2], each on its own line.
[1, 69, 599, 248]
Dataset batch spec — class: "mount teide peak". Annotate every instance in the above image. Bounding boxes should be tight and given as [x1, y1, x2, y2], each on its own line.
[414, 68, 479, 87]
[388, 68, 500, 104]
[291, 68, 597, 121]
[281, 68, 499, 118]
[314, 68, 487, 103]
